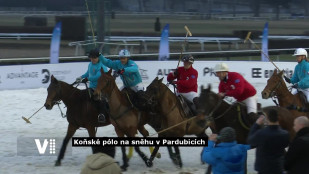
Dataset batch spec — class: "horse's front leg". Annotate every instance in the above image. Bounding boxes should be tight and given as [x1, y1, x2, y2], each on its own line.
[55, 123, 77, 166]
[86, 126, 96, 153]
[138, 125, 161, 159]
[146, 146, 160, 167]
[115, 127, 128, 171]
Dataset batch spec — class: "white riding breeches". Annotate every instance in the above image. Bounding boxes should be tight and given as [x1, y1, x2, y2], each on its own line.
[243, 95, 257, 114]
[120, 83, 144, 92]
[291, 88, 309, 102]
[177, 92, 198, 103]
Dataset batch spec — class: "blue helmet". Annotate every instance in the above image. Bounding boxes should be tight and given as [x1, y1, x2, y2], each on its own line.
[119, 49, 131, 58]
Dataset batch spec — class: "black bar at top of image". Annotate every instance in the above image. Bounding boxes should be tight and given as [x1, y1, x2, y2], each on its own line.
[72, 137, 208, 147]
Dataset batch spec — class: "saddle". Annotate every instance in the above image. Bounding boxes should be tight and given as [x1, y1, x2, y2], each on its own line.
[83, 88, 110, 117]
[177, 95, 196, 118]
[120, 88, 152, 112]
[238, 102, 262, 129]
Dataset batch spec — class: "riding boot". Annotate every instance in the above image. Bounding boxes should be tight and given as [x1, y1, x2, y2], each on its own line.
[193, 97, 199, 112]
[247, 112, 259, 126]
[98, 98, 109, 123]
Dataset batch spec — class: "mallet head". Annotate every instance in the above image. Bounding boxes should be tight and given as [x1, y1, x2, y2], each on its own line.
[244, 32, 252, 43]
[22, 116, 32, 124]
[184, 26, 192, 37]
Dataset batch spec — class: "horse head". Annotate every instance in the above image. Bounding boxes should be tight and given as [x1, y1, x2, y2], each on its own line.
[93, 68, 114, 101]
[197, 84, 222, 119]
[145, 77, 165, 106]
[261, 69, 284, 99]
[44, 75, 62, 110]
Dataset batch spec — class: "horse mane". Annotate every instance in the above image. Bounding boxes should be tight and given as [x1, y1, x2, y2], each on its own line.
[57, 80, 88, 101]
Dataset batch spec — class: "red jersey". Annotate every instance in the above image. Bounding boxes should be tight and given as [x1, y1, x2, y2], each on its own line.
[167, 66, 198, 93]
[219, 72, 256, 101]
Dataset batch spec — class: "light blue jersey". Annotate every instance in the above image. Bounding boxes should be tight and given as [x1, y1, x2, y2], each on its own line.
[291, 59, 309, 89]
[81, 61, 108, 89]
[99, 55, 142, 88]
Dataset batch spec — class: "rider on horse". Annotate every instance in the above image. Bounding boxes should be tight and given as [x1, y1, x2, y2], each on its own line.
[167, 54, 199, 111]
[284, 48, 309, 106]
[76, 48, 109, 123]
[214, 62, 258, 119]
[99, 49, 148, 110]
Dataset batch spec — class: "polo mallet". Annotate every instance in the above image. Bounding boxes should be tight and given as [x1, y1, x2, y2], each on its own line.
[22, 106, 44, 124]
[244, 32, 280, 71]
[85, 0, 96, 47]
[176, 25, 193, 69]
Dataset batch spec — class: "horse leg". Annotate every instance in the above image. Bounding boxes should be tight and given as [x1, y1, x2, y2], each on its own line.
[127, 146, 134, 160]
[55, 124, 77, 166]
[167, 146, 178, 166]
[138, 125, 161, 158]
[121, 146, 128, 171]
[86, 126, 96, 153]
[174, 146, 182, 168]
[115, 128, 129, 171]
[134, 145, 151, 167]
[146, 146, 160, 167]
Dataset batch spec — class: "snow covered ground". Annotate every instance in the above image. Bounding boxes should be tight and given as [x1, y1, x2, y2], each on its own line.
[0, 83, 274, 174]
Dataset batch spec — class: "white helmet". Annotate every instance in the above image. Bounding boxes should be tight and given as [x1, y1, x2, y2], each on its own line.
[293, 48, 307, 57]
[119, 49, 130, 58]
[214, 63, 229, 72]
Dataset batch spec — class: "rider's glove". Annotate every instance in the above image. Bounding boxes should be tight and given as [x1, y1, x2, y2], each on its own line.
[284, 75, 291, 84]
[169, 80, 177, 85]
[292, 83, 298, 88]
[173, 69, 179, 76]
[117, 68, 125, 75]
[81, 78, 88, 83]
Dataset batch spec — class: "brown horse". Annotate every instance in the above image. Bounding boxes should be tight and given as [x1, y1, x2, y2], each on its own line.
[44, 75, 110, 166]
[144, 77, 208, 167]
[261, 69, 309, 118]
[93, 68, 151, 170]
[197, 85, 295, 142]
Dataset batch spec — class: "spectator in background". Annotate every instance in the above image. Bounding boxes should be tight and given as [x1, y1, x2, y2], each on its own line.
[284, 116, 309, 174]
[202, 127, 250, 174]
[247, 109, 289, 174]
[80, 146, 121, 174]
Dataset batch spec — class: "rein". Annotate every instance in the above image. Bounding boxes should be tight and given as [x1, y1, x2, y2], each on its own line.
[102, 78, 135, 120]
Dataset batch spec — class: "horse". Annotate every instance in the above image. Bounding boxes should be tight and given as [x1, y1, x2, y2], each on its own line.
[93, 68, 152, 170]
[196, 84, 295, 143]
[144, 77, 209, 167]
[261, 69, 309, 118]
[44, 75, 111, 166]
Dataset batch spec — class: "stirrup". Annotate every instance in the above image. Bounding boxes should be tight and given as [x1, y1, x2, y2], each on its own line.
[98, 113, 106, 123]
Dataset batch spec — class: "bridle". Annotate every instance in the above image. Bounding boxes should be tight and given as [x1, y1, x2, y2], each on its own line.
[198, 92, 234, 121]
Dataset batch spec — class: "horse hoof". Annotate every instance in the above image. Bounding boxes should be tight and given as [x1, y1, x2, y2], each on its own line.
[155, 152, 161, 159]
[54, 160, 61, 166]
[146, 160, 153, 167]
[121, 165, 128, 171]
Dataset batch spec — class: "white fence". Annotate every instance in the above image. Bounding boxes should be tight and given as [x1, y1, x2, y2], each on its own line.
[0, 61, 296, 91]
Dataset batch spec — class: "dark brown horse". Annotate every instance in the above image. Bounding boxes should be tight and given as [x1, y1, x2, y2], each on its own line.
[261, 69, 309, 118]
[93, 68, 152, 170]
[44, 75, 110, 166]
[197, 85, 295, 142]
[144, 77, 208, 167]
